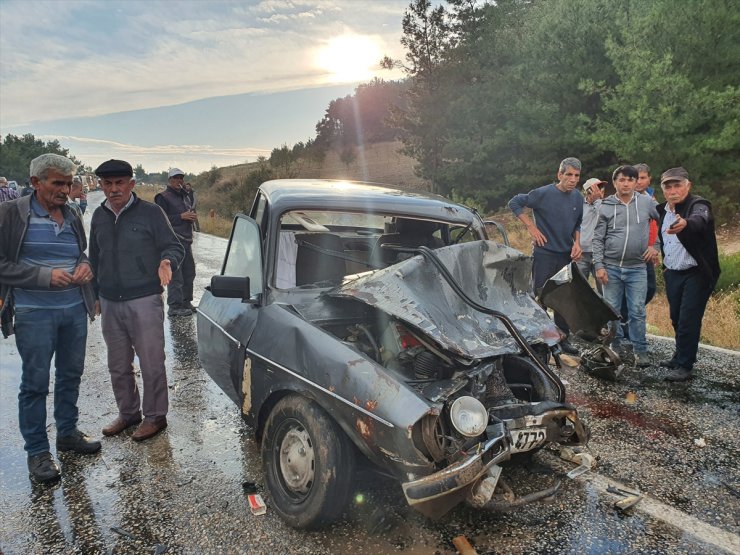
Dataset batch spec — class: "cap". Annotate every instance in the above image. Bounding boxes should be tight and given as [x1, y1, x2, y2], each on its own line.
[95, 159, 133, 178]
[583, 178, 606, 193]
[660, 167, 689, 185]
[168, 167, 185, 178]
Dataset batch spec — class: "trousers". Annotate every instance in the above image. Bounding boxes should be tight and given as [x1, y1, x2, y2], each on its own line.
[664, 268, 713, 370]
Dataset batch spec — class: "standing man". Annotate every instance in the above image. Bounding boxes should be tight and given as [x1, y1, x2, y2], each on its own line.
[634, 163, 658, 304]
[0, 176, 20, 203]
[155, 168, 196, 317]
[656, 167, 720, 382]
[67, 177, 83, 220]
[508, 157, 584, 354]
[0, 153, 100, 484]
[576, 177, 606, 294]
[90, 160, 184, 441]
[592, 165, 660, 368]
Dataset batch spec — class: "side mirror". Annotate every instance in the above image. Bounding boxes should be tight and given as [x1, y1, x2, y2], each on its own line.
[210, 275, 255, 304]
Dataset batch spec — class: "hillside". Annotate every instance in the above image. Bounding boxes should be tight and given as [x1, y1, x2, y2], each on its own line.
[217, 141, 431, 191]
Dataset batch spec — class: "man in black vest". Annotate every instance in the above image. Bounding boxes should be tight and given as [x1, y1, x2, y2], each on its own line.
[656, 167, 720, 382]
[155, 168, 197, 317]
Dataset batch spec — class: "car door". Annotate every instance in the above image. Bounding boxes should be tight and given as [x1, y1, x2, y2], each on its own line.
[196, 214, 263, 406]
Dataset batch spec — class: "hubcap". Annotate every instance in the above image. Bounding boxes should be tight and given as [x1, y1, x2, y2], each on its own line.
[278, 425, 315, 495]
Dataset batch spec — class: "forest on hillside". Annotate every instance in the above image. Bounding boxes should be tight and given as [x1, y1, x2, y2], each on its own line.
[276, 0, 739, 221]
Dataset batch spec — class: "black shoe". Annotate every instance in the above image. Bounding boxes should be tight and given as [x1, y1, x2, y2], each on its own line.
[634, 352, 651, 368]
[664, 367, 693, 382]
[168, 306, 192, 317]
[659, 359, 678, 369]
[56, 430, 102, 454]
[184, 301, 198, 313]
[560, 340, 579, 356]
[28, 452, 61, 483]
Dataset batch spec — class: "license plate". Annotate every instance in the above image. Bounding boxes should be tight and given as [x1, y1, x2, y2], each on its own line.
[510, 428, 547, 453]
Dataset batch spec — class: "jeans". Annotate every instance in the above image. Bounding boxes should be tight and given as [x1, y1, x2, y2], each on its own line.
[532, 250, 572, 335]
[15, 303, 88, 455]
[603, 265, 648, 353]
[168, 242, 195, 307]
[576, 252, 603, 295]
[664, 268, 713, 369]
[620, 262, 656, 337]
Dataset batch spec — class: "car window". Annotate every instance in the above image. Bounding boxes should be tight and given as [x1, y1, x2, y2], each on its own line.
[222, 216, 263, 294]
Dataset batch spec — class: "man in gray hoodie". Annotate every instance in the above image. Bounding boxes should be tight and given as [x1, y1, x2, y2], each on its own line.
[593, 165, 659, 367]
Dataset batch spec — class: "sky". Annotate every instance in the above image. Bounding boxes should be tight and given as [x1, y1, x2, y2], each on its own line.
[0, 0, 409, 174]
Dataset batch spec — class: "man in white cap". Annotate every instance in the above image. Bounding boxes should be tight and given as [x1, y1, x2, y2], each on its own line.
[577, 178, 606, 294]
[155, 168, 197, 317]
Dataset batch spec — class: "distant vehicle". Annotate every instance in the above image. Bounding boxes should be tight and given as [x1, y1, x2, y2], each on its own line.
[7, 181, 18, 190]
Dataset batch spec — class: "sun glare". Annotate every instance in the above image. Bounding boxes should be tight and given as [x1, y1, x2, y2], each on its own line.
[317, 34, 381, 83]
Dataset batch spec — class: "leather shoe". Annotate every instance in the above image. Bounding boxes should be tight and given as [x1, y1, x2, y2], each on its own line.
[56, 430, 101, 454]
[102, 415, 142, 437]
[132, 417, 167, 442]
[559, 340, 579, 356]
[659, 358, 678, 369]
[28, 452, 61, 483]
[664, 367, 693, 382]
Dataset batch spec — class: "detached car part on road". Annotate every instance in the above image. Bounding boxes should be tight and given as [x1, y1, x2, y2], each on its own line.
[197, 180, 615, 529]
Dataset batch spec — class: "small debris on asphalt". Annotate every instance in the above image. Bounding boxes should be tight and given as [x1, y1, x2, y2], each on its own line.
[176, 476, 194, 487]
[452, 534, 478, 555]
[625, 391, 637, 404]
[153, 544, 169, 554]
[110, 526, 138, 540]
[242, 481, 258, 494]
[566, 465, 590, 479]
[614, 495, 644, 512]
[693, 437, 706, 448]
[247, 493, 267, 515]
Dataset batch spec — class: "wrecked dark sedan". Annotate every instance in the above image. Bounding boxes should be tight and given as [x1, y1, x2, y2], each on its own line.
[197, 179, 613, 529]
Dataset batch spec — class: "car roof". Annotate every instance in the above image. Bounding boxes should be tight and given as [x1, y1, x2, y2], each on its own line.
[259, 179, 478, 225]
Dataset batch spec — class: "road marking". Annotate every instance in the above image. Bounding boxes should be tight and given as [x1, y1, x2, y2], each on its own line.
[542, 452, 740, 554]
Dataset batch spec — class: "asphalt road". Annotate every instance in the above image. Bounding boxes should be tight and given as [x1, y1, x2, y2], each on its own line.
[1, 190, 738, 554]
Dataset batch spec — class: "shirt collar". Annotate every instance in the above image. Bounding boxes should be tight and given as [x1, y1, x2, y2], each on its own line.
[104, 192, 136, 216]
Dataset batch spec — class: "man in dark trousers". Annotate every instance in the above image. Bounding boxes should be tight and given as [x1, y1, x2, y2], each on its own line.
[90, 160, 184, 441]
[155, 168, 197, 317]
[508, 157, 584, 355]
[0, 153, 100, 484]
[656, 167, 720, 382]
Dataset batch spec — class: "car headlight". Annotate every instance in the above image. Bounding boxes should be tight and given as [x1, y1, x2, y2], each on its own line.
[449, 396, 488, 438]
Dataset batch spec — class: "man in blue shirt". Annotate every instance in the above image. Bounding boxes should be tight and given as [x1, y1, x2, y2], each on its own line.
[0, 153, 100, 484]
[508, 157, 584, 355]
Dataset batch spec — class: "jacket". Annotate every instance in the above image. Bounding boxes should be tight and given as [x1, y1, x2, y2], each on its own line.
[155, 186, 193, 243]
[657, 194, 720, 288]
[89, 194, 185, 302]
[593, 192, 659, 271]
[0, 194, 96, 338]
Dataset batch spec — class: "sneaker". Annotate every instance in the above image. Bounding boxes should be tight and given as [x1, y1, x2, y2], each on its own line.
[56, 430, 102, 454]
[664, 367, 693, 382]
[28, 452, 61, 483]
[634, 352, 651, 368]
[168, 307, 192, 317]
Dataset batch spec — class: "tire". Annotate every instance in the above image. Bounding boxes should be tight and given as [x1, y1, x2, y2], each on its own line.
[262, 395, 356, 529]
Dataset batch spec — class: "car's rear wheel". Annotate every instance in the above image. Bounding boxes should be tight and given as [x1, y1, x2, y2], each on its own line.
[262, 395, 355, 529]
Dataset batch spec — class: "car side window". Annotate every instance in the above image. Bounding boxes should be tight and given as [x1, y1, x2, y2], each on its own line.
[222, 216, 263, 294]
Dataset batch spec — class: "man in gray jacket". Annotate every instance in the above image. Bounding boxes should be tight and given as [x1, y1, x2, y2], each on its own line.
[593, 165, 659, 367]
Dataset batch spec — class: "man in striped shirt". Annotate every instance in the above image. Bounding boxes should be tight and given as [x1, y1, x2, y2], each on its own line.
[0, 176, 20, 203]
[0, 153, 100, 484]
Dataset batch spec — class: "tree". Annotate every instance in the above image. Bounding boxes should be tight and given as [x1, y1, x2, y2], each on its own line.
[0, 133, 83, 180]
[134, 164, 147, 181]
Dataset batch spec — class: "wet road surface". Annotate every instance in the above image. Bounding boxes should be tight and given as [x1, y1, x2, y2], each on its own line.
[1, 192, 739, 554]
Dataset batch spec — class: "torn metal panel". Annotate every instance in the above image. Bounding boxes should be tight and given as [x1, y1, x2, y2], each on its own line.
[331, 241, 561, 359]
[540, 262, 619, 341]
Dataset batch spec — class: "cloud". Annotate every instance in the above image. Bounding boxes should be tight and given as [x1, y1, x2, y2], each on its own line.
[0, 0, 407, 127]
[42, 135, 272, 174]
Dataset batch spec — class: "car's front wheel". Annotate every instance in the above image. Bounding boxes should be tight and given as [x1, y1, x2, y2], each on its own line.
[262, 395, 355, 529]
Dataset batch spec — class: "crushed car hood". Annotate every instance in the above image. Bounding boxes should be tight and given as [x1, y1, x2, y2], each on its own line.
[330, 241, 563, 359]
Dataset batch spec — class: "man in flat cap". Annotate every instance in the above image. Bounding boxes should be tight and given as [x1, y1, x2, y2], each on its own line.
[656, 167, 720, 381]
[0, 153, 99, 484]
[90, 159, 185, 440]
[577, 177, 606, 294]
[155, 168, 197, 317]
